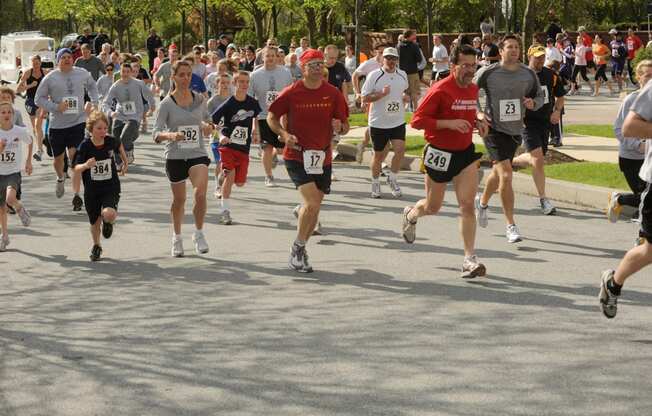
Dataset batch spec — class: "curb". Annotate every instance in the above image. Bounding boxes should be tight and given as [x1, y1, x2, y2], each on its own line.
[336, 142, 622, 212]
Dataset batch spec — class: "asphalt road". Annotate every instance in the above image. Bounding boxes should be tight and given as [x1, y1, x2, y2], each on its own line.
[1, 132, 652, 415]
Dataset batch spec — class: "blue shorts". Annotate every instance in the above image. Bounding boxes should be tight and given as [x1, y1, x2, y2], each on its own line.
[210, 142, 221, 163]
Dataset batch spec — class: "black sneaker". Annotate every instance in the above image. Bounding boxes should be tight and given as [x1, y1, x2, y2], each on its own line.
[102, 221, 113, 239]
[90, 244, 102, 261]
[72, 194, 83, 211]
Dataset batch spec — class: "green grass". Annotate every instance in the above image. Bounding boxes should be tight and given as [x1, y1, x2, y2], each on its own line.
[564, 124, 615, 138]
[522, 162, 628, 190]
[349, 112, 413, 127]
[346, 135, 486, 157]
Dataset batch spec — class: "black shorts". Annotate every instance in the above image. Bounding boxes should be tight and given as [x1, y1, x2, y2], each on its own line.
[25, 98, 38, 116]
[587, 60, 596, 70]
[432, 70, 450, 81]
[639, 183, 652, 240]
[49, 123, 86, 158]
[285, 159, 332, 194]
[84, 189, 120, 224]
[483, 129, 521, 162]
[522, 123, 550, 154]
[259, 119, 284, 149]
[369, 124, 406, 151]
[423, 143, 481, 183]
[165, 156, 211, 183]
[595, 64, 608, 82]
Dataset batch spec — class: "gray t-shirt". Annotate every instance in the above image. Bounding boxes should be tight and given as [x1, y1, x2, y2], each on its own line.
[104, 78, 155, 121]
[74, 56, 105, 81]
[35, 67, 99, 129]
[153, 92, 210, 160]
[207, 94, 229, 118]
[155, 61, 173, 97]
[615, 90, 645, 160]
[474, 63, 544, 136]
[286, 64, 302, 81]
[630, 83, 652, 182]
[248, 65, 293, 120]
[96, 74, 114, 102]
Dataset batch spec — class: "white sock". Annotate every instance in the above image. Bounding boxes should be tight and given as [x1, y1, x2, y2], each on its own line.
[221, 198, 230, 210]
[372, 177, 380, 184]
[389, 172, 397, 182]
[173, 233, 181, 240]
[194, 228, 203, 235]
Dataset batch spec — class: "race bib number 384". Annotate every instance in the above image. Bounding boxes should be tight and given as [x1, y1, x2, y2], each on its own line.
[90, 159, 112, 181]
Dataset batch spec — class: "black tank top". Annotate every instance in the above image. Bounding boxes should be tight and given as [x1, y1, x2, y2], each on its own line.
[26, 68, 44, 101]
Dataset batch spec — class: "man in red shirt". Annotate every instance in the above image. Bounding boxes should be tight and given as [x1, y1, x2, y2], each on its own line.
[578, 26, 595, 74]
[402, 45, 489, 278]
[267, 49, 349, 273]
[626, 27, 643, 84]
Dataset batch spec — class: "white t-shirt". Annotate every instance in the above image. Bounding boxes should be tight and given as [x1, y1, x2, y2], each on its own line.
[361, 67, 409, 129]
[631, 83, 652, 182]
[545, 46, 563, 66]
[574, 45, 588, 66]
[0, 125, 32, 175]
[431, 44, 449, 72]
[354, 59, 381, 77]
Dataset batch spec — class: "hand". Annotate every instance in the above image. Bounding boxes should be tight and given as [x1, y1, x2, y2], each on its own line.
[443, 119, 472, 133]
[57, 101, 68, 113]
[119, 161, 128, 176]
[86, 157, 97, 168]
[25, 161, 33, 176]
[476, 118, 489, 138]
[84, 102, 94, 114]
[332, 119, 342, 134]
[355, 93, 362, 103]
[174, 131, 186, 141]
[202, 123, 214, 137]
[523, 97, 535, 110]
[0, 140, 5, 152]
[550, 110, 561, 124]
[282, 132, 300, 150]
[382, 86, 391, 96]
[219, 135, 230, 145]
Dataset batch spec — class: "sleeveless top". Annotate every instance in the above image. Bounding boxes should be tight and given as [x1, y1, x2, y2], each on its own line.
[26, 68, 44, 102]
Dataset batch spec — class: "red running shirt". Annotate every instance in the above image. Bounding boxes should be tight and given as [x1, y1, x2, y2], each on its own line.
[269, 80, 349, 165]
[411, 75, 479, 151]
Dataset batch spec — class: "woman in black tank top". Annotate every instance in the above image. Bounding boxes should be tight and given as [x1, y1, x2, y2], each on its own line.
[17, 55, 46, 160]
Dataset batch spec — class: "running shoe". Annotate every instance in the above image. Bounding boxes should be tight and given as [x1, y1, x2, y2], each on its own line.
[607, 192, 622, 223]
[461, 255, 487, 279]
[599, 269, 618, 319]
[214, 185, 222, 199]
[506, 224, 522, 243]
[0, 237, 9, 252]
[540, 198, 557, 215]
[192, 230, 209, 254]
[264, 176, 277, 187]
[33, 150, 43, 162]
[127, 150, 135, 164]
[171, 235, 184, 257]
[17, 206, 31, 227]
[102, 221, 113, 239]
[90, 244, 102, 261]
[475, 194, 488, 228]
[289, 243, 313, 273]
[388, 177, 402, 198]
[371, 181, 381, 199]
[331, 172, 339, 182]
[220, 210, 233, 225]
[292, 204, 301, 219]
[7, 205, 15, 215]
[402, 206, 417, 243]
[355, 143, 365, 164]
[72, 194, 83, 211]
[55, 178, 65, 199]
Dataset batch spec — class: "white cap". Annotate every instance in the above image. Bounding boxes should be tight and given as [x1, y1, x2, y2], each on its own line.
[609, 28, 618, 35]
[382, 47, 399, 58]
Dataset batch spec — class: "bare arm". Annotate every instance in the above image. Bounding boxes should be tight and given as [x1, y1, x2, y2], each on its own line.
[623, 112, 652, 139]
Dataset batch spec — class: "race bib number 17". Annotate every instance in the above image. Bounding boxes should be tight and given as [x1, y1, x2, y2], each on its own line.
[303, 150, 326, 175]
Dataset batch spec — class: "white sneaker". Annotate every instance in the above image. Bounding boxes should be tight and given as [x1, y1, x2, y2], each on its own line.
[265, 176, 277, 187]
[461, 255, 487, 279]
[192, 231, 209, 254]
[388, 177, 402, 198]
[540, 197, 556, 215]
[288, 243, 313, 273]
[219, 210, 232, 225]
[55, 178, 65, 199]
[371, 181, 381, 199]
[214, 185, 222, 199]
[171, 235, 184, 257]
[607, 192, 622, 223]
[475, 194, 488, 228]
[506, 224, 522, 243]
[331, 172, 339, 182]
[127, 150, 135, 164]
[355, 143, 365, 164]
[0, 237, 9, 252]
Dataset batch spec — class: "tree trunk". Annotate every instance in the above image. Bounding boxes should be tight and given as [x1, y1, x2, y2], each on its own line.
[180, 10, 186, 53]
[305, 7, 318, 46]
[271, 4, 278, 38]
[127, 24, 132, 53]
[354, 0, 362, 63]
[426, 0, 433, 59]
[319, 6, 328, 42]
[252, 9, 266, 47]
[522, 0, 535, 61]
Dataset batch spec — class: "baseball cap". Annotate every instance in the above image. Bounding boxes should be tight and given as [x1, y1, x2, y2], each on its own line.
[528, 45, 546, 57]
[56, 48, 73, 62]
[608, 28, 618, 35]
[299, 49, 324, 66]
[227, 43, 237, 50]
[577, 26, 586, 32]
[382, 47, 399, 58]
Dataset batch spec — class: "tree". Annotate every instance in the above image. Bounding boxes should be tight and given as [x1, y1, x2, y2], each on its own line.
[218, 0, 274, 47]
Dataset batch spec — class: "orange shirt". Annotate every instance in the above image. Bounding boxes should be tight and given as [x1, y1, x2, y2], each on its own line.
[592, 44, 609, 65]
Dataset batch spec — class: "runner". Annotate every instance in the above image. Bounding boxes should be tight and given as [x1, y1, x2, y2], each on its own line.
[404, 45, 488, 278]
[0, 102, 33, 252]
[103, 61, 155, 165]
[16, 55, 46, 161]
[607, 60, 652, 223]
[474, 34, 544, 243]
[512, 45, 566, 215]
[592, 34, 613, 96]
[599, 67, 652, 318]
[74, 43, 105, 82]
[570, 35, 591, 94]
[248, 46, 293, 187]
[131, 59, 153, 134]
[208, 73, 233, 198]
[74, 111, 128, 261]
[352, 43, 385, 163]
[430, 34, 450, 84]
[267, 49, 349, 272]
[609, 30, 627, 92]
[626, 28, 643, 85]
[211, 70, 261, 224]
[35, 48, 99, 211]
[360, 47, 409, 199]
[324, 44, 351, 182]
[154, 46, 179, 100]
[153, 60, 213, 257]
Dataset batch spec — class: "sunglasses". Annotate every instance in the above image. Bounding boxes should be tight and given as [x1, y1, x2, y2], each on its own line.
[307, 61, 324, 69]
[384, 56, 398, 60]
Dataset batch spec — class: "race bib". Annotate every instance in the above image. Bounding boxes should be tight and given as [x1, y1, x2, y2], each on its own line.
[0, 151, 16, 164]
[120, 101, 137, 115]
[230, 126, 248, 145]
[499, 99, 521, 122]
[90, 159, 112, 181]
[265, 91, 279, 106]
[423, 146, 451, 172]
[541, 86, 550, 105]
[386, 101, 401, 114]
[62, 96, 79, 114]
[303, 150, 326, 175]
[178, 125, 200, 149]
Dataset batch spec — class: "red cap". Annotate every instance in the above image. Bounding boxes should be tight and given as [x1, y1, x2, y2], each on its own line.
[300, 49, 324, 66]
[168, 43, 177, 51]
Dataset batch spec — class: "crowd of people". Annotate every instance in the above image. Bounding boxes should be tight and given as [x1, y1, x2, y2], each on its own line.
[1, 24, 652, 319]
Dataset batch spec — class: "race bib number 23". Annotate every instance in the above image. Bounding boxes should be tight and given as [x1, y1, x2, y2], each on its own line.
[499, 99, 521, 122]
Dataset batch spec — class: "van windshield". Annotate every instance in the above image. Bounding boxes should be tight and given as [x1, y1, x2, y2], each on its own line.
[21, 38, 54, 52]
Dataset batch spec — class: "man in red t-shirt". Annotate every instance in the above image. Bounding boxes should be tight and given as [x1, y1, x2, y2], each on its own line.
[578, 26, 595, 73]
[267, 49, 349, 273]
[402, 45, 489, 278]
[626, 27, 643, 84]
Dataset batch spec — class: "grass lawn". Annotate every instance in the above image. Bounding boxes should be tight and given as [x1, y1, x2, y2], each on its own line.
[349, 112, 413, 127]
[345, 135, 486, 157]
[564, 124, 615, 138]
[522, 162, 628, 190]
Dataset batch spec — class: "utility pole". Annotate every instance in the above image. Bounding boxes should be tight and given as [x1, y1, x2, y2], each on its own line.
[203, 0, 209, 50]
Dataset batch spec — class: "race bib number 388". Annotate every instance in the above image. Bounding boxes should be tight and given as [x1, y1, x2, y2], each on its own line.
[423, 146, 452, 172]
[63, 96, 79, 114]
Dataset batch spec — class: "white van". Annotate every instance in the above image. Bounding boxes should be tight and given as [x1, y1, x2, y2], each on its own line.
[0, 31, 55, 84]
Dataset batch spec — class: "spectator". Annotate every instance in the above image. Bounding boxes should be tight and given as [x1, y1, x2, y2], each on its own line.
[480, 16, 494, 35]
[93, 30, 110, 55]
[397, 29, 423, 110]
[78, 27, 94, 47]
[294, 37, 310, 59]
[344, 45, 356, 75]
[481, 34, 499, 66]
[146, 29, 163, 72]
[74, 43, 105, 81]
[545, 9, 562, 42]
[429, 34, 449, 84]
[626, 28, 643, 85]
